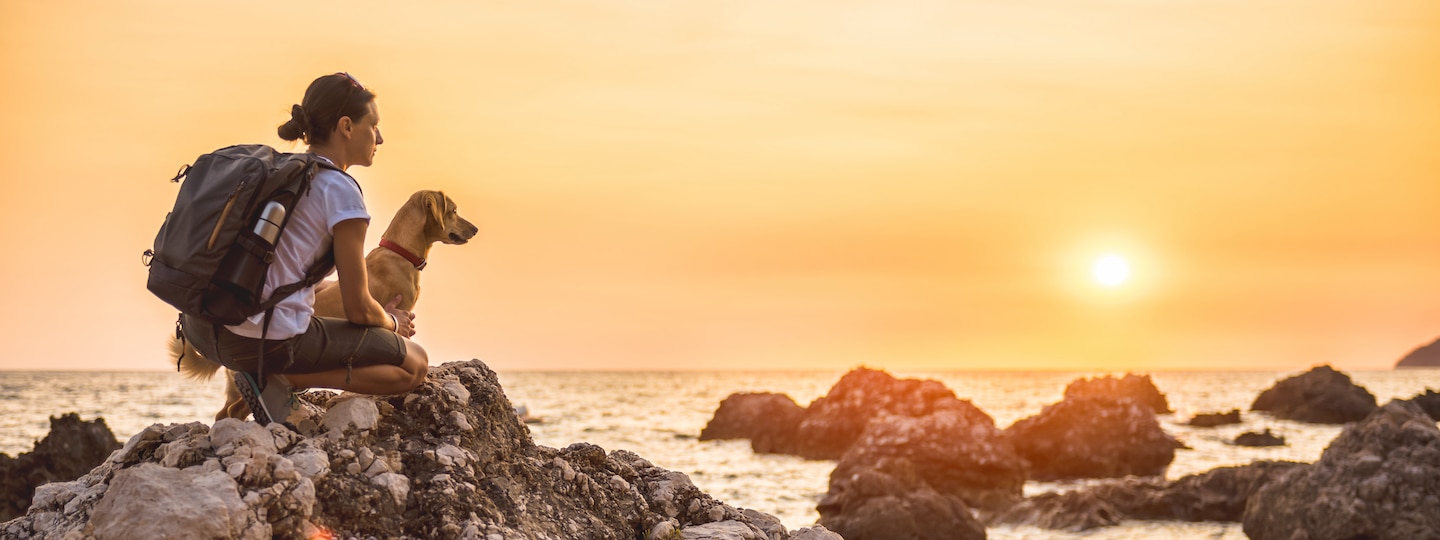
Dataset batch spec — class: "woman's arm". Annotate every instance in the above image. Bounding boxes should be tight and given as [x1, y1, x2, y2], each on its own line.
[332, 218, 415, 336]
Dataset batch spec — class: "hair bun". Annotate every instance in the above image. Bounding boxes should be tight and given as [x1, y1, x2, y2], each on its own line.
[289, 104, 309, 130]
[277, 104, 311, 141]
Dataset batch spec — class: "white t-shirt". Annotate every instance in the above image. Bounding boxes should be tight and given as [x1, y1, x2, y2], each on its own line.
[226, 158, 369, 339]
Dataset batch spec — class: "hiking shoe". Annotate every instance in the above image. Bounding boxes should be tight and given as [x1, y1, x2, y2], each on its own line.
[233, 371, 276, 426]
[233, 372, 297, 426]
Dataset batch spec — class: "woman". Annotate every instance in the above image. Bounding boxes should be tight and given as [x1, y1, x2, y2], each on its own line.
[183, 72, 428, 427]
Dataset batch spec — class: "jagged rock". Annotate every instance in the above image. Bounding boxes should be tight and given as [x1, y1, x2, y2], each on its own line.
[817, 461, 986, 540]
[1152, 461, 1306, 521]
[1, 360, 801, 540]
[0, 413, 121, 521]
[1405, 389, 1440, 421]
[1233, 429, 1285, 447]
[698, 393, 805, 455]
[986, 460, 1306, 530]
[91, 463, 262, 540]
[825, 407, 1023, 511]
[1004, 396, 1182, 480]
[1244, 400, 1440, 540]
[1063, 373, 1172, 414]
[1187, 409, 1242, 427]
[791, 367, 978, 460]
[1250, 364, 1377, 424]
[812, 402, 1008, 537]
[1395, 337, 1440, 368]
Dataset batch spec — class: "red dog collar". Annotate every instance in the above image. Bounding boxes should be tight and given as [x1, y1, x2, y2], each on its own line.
[379, 238, 426, 270]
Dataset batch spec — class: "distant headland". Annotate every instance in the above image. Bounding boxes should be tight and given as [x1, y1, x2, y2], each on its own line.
[1396, 338, 1440, 368]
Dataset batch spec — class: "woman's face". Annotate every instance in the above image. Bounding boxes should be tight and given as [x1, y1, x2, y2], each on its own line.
[347, 100, 384, 168]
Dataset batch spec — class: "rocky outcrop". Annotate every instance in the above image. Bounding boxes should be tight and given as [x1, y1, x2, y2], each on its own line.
[824, 406, 1025, 511]
[2, 360, 831, 540]
[1004, 396, 1183, 480]
[1062, 373, 1171, 414]
[698, 393, 805, 455]
[987, 460, 1306, 531]
[0, 414, 121, 522]
[1233, 429, 1285, 447]
[1186, 410, 1241, 427]
[1244, 400, 1440, 539]
[817, 459, 986, 540]
[1405, 389, 1440, 421]
[1395, 337, 1440, 368]
[1250, 365, 1377, 424]
[779, 367, 982, 460]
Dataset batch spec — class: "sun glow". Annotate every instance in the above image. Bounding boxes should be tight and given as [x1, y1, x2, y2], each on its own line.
[1092, 254, 1131, 288]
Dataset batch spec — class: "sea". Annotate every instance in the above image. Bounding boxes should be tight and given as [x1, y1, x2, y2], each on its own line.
[3, 368, 1439, 539]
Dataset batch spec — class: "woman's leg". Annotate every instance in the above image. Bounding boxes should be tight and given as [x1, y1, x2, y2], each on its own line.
[286, 338, 429, 394]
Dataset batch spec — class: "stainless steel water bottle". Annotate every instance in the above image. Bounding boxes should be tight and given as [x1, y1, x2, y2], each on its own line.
[253, 201, 286, 244]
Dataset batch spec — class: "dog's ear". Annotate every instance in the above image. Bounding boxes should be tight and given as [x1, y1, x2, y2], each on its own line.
[425, 191, 447, 225]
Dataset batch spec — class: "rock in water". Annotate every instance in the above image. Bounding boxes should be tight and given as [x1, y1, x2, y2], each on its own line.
[791, 367, 976, 460]
[1404, 389, 1440, 421]
[1250, 365, 1377, 424]
[698, 392, 805, 455]
[1233, 429, 1285, 447]
[817, 461, 987, 540]
[1, 360, 807, 540]
[1005, 396, 1182, 480]
[1395, 337, 1440, 368]
[0, 413, 121, 521]
[1186, 409, 1242, 427]
[1062, 373, 1172, 414]
[1243, 400, 1440, 540]
[788, 369, 1014, 538]
[985, 460, 1306, 530]
[824, 407, 1024, 512]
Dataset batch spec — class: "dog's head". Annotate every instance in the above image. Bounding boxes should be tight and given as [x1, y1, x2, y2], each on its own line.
[415, 190, 478, 245]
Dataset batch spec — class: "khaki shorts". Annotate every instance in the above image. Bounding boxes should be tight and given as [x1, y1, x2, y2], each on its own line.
[182, 314, 407, 377]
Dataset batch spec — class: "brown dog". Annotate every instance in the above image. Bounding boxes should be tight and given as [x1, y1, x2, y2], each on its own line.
[173, 190, 478, 420]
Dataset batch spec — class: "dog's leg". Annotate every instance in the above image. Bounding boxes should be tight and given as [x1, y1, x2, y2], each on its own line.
[219, 372, 251, 421]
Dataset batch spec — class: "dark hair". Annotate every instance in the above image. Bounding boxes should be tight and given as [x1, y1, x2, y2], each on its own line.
[277, 73, 377, 145]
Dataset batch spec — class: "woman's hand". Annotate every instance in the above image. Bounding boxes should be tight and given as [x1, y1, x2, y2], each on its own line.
[384, 294, 417, 338]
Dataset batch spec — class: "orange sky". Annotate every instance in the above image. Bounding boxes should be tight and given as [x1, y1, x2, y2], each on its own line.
[1, 0, 1438, 372]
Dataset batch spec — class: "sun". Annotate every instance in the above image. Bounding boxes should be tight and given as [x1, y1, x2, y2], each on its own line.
[1092, 254, 1131, 288]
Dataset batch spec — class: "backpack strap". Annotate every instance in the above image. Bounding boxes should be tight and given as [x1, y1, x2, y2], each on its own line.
[256, 307, 273, 391]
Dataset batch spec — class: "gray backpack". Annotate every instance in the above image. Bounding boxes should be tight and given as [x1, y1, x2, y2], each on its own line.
[143, 144, 349, 330]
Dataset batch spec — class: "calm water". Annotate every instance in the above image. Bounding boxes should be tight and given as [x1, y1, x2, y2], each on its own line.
[4, 367, 1439, 539]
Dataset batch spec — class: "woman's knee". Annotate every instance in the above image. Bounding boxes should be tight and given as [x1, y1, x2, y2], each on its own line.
[399, 340, 429, 389]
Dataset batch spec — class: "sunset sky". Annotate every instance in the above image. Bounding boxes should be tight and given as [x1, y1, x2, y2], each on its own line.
[1, 0, 1437, 372]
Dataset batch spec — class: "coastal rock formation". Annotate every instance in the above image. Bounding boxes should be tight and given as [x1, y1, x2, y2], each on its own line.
[987, 460, 1306, 530]
[1395, 337, 1440, 368]
[790, 367, 980, 460]
[1250, 364, 1377, 424]
[0, 414, 121, 522]
[825, 406, 1025, 511]
[817, 459, 986, 540]
[698, 392, 805, 455]
[1186, 410, 1242, 427]
[813, 382, 1020, 539]
[1062, 373, 1172, 414]
[1404, 389, 1440, 421]
[1233, 429, 1285, 447]
[1244, 400, 1440, 540]
[2, 360, 825, 540]
[1004, 395, 1182, 480]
